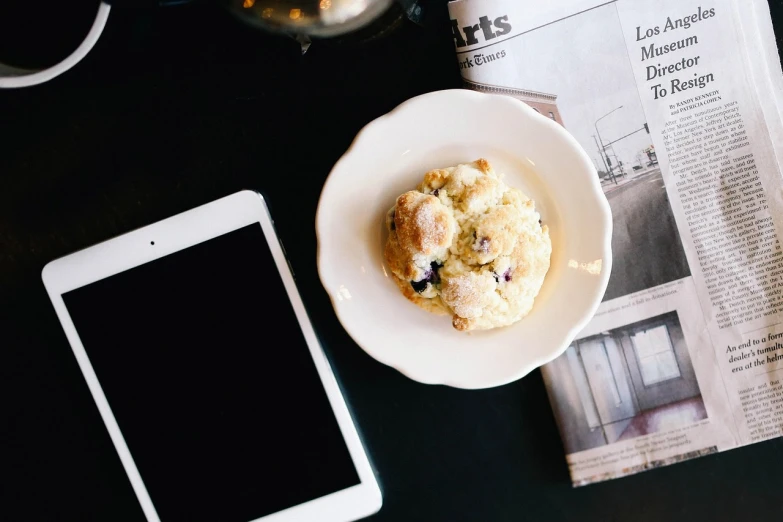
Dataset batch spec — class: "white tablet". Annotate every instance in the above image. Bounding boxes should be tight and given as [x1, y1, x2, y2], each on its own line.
[42, 191, 381, 522]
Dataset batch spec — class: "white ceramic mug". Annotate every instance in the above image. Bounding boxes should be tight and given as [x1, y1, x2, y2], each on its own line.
[0, 2, 111, 89]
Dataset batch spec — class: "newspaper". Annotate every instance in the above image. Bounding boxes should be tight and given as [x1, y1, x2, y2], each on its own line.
[448, 0, 783, 485]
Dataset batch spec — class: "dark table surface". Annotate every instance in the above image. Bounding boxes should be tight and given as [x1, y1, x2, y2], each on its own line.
[4, 2, 783, 521]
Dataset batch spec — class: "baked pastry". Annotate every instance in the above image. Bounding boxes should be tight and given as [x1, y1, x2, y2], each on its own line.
[384, 159, 551, 331]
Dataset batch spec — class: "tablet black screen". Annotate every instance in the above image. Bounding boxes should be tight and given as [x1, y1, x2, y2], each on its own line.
[62, 223, 360, 522]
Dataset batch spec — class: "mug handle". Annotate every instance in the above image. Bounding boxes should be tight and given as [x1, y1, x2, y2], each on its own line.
[0, 2, 112, 89]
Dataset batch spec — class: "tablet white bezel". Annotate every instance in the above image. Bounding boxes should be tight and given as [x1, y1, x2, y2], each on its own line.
[42, 190, 382, 522]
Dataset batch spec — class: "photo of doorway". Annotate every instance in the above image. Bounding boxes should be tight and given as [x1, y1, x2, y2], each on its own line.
[541, 311, 707, 454]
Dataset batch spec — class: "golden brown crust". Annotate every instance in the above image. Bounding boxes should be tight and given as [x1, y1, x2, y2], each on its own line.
[458, 175, 500, 212]
[440, 273, 494, 319]
[384, 234, 417, 280]
[394, 191, 452, 256]
[474, 158, 492, 174]
[418, 169, 450, 192]
[452, 316, 473, 331]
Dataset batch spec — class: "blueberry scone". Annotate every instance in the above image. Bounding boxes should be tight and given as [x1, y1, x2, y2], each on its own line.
[384, 159, 551, 331]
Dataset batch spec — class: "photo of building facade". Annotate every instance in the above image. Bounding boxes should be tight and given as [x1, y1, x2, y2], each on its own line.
[464, 79, 564, 126]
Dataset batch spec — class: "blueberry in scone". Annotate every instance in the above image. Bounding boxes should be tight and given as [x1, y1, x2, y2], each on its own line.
[384, 159, 551, 331]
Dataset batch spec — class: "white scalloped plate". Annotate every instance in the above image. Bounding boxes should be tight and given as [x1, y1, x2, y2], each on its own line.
[317, 90, 612, 389]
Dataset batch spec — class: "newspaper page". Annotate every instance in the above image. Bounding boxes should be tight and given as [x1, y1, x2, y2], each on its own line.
[447, 0, 783, 485]
[739, 0, 783, 168]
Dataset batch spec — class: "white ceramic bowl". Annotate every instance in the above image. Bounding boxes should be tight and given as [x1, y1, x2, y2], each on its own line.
[317, 89, 612, 389]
